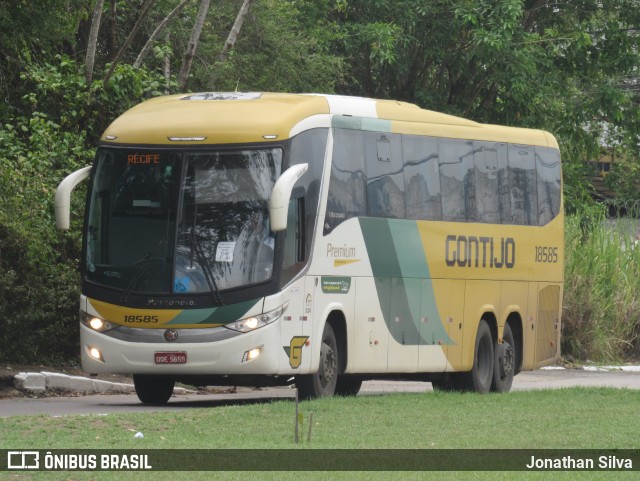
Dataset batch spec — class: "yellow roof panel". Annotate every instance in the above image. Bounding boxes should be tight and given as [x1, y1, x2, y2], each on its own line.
[100, 92, 559, 150]
[101, 92, 330, 145]
[392, 120, 557, 147]
[377, 99, 479, 127]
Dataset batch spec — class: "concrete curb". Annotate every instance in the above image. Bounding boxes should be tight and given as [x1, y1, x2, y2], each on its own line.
[14, 372, 135, 394]
[13, 372, 195, 395]
[12, 366, 640, 396]
[541, 365, 640, 372]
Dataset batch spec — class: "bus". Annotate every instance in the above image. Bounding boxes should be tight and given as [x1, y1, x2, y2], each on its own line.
[55, 92, 563, 404]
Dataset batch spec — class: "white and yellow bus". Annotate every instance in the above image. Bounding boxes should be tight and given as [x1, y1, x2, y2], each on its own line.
[56, 92, 563, 403]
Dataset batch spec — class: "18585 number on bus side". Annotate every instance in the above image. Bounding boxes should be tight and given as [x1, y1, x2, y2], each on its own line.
[534, 246, 559, 263]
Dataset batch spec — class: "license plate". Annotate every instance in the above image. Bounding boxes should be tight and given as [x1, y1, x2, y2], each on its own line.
[154, 352, 187, 364]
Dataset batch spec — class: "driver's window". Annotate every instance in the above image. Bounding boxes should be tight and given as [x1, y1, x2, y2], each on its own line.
[282, 196, 305, 284]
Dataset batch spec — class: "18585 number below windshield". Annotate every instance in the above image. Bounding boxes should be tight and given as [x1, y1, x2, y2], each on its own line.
[85, 148, 282, 296]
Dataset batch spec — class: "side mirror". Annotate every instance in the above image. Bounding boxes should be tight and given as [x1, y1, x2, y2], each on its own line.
[269, 163, 308, 232]
[55, 166, 92, 230]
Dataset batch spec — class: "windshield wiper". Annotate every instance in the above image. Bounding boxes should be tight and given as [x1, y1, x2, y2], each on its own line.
[119, 253, 167, 303]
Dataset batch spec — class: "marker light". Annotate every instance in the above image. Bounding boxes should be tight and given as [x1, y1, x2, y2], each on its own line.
[80, 312, 114, 333]
[226, 303, 288, 333]
[167, 136, 207, 142]
[242, 347, 262, 363]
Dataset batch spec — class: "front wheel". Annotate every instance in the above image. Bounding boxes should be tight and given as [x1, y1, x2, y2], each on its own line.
[295, 323, 339, 399]
[133, 375, 175, 405]
[335, 375, 362, 396]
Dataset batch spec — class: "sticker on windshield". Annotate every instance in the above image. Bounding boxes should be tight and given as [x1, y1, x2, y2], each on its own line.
[132, 200, 161, 208]
[174, 276, 191, 293]
[215, 242, 236, 262]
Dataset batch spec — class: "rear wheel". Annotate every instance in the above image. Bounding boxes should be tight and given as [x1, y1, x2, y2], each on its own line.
[459, 320, 494, 393]
[431, 378, 455, 391]
[491, 323, 515, 392]
[133, 375, 175, 405]
[432, 373, 467, 392]
[295, 323, 339, 399]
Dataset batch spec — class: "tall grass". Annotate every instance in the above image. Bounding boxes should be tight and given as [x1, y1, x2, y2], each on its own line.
[563, 212, 640, 362]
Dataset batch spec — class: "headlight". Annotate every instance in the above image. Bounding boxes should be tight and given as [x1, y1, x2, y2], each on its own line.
[80, 311, 115, 333]
[225, 303, 288, 333]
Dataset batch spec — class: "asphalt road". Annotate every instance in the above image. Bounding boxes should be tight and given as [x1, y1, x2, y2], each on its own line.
[1, 368, 639, 418]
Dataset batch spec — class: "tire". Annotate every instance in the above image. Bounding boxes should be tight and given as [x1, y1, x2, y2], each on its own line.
[431, 379, 455, 391]
[459, 320, 494, 393]
[432, 373, 466, 392]
[133, 375, 175, 405]
[491, 323, 515, 393]
[335, 375, 363, 396]
[295, 323, 339, 399]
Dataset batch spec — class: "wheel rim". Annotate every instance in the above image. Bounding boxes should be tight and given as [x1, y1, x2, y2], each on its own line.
[499, 343, 514, 380]
[318, 341, 337, 389]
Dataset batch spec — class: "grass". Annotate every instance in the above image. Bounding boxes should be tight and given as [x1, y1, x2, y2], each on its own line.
[563, 214, 640, 362]
[1, 388, 639, 480]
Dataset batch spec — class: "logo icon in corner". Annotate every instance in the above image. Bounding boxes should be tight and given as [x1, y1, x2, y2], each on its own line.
[283, 336, 309, 369]
[7, 451, 40, 470]
[163, 329, 179, 342]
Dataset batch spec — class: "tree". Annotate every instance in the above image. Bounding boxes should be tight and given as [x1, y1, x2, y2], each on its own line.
[327, 0, 640, 207]
[85, 0, 105, 84]
[219, 0, 253, 62]
[199, 0, 344, 93]
[134, 0, 193, 68]
[178, 0, 211, 90]
[103, 0, 157, 85]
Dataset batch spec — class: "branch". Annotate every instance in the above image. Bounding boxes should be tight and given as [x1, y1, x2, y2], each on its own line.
[103, 0, 157, 86]
[219, 0, 253, 62]
[85, 0, 105, 85]
[178, 0, 211, 90]
[134, 0, 192, 69]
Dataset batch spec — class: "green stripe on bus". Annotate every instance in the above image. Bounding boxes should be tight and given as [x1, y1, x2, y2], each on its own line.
[167, 298, 261, 326]
[360, 218, 453, 346]
[332, 116, 392, 132]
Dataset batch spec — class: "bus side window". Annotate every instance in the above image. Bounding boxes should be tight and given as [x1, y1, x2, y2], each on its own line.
[536, 147, 561, 226]
[403, 135, 442, 221]
[439, 139, 476, 222]
[508, 144, 538, 226]
[282, 195, 305, 284]
[324, 129, 367, 234]
[365, 133, 405, 219]
[474, 141, 509, 224]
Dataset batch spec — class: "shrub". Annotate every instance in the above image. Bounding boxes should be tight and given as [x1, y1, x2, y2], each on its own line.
[563, 209, 640, 362]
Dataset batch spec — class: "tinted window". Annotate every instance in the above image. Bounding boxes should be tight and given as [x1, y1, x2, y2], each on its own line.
[439, 139, 476, 222]
[403, 136, 442, 220]
[365, 132, 405, 219]
[536, 147, 562, 225]
[324, 129, 367, 234]
[508, 144, 538, 225]
[281, 196, 305, 285]
[474, 141, 510, 224]
[324, 128, 561, 231]
[289, 128, 328, 257]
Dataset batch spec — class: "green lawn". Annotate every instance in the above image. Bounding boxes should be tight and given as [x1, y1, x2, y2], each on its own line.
[1, 387, 638, 480]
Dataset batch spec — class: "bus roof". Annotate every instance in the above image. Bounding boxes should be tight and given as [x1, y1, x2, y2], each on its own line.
[101, 92, 559, 149]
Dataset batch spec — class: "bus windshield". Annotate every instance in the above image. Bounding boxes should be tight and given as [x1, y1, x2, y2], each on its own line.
[85, 147, 282, 296]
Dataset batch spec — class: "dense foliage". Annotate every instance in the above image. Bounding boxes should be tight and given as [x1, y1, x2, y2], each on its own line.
[0, 0, 638, 364]
[564, 209, 640, 362]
